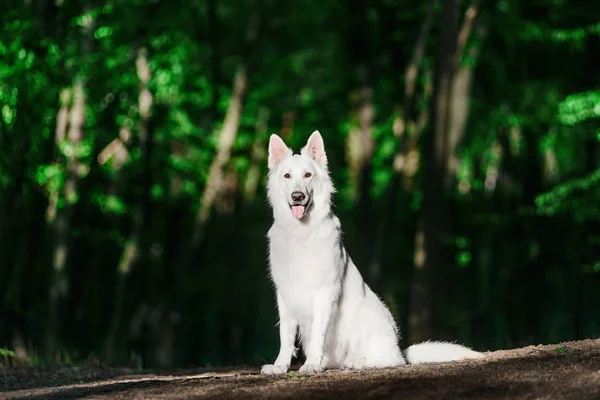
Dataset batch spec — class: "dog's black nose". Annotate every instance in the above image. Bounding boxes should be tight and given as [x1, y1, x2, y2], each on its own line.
[291, 192, 305, 203]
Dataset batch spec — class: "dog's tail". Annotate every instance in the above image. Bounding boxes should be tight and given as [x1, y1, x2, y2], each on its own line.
[402, 340, 485, 364]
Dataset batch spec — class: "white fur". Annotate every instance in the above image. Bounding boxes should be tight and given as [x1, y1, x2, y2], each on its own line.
[261, 131, 483, 374]
[402, 341, 484, 364]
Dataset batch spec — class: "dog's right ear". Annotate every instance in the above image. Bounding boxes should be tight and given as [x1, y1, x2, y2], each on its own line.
[302, 130, 327, 166]
[268, 134, 292, 169]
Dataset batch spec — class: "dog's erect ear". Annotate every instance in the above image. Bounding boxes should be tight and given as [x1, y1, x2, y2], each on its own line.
[302, 130, 327, 166]
[268, 134, 292, 169]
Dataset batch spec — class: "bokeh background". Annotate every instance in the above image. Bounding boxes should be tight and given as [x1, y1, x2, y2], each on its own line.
[1, 0, 599, 369]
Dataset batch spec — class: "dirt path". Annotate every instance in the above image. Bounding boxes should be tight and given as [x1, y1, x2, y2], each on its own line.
[1, 339, 600, 399]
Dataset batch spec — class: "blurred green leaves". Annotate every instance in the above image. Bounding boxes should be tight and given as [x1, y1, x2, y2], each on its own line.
[535, 86, 600, 221]
[535, 169, 600, 221]
[34, 164, 65, 196]
[93, 193, 127, 215]
[558, 91, 600, 126]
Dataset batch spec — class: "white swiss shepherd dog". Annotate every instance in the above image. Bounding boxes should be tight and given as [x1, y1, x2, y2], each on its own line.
[261, 130, 484, 375]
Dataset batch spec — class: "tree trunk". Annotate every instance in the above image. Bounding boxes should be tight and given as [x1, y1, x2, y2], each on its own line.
[345, 0, 376, 284]
[181, 11, 260, 271]
[348, 83, 375, 279]
[410, 0, 461, 344]
[0, 110, 36, 308]
[445, 1, 480, 185]
[408, 0, 482, 344]
[45, 0, 95, 358]
[46, 80, 87, 358]
[243, 107, 270, 204]
[104, 48, 154, 363]
[369, 0, 437, 292]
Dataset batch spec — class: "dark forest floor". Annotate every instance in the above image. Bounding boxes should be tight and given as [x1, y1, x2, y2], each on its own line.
[1, 339, 600, 399]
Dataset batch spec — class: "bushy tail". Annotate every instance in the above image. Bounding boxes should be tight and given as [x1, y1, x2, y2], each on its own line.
[402, 341, 485, 364]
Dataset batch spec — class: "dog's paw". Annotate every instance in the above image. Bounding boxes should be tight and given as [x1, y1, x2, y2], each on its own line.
[261, 364, 288, 375]
[298, 363, 323, 374]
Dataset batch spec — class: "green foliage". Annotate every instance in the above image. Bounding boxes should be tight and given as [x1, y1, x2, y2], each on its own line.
[558, 91, 600, 126]
[0, 348, 15, 358]
[58, 139, 94, 161]
[34, 164, 66, 197]
[288, 371, 300, 380]
[535, 169, 600, 222]
[93, 193, 128, 215]
[522, 21, 600, 48]
[535, 87, 600, 221]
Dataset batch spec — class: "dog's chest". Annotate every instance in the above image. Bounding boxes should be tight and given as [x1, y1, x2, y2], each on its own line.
[268, 228, 340, 315]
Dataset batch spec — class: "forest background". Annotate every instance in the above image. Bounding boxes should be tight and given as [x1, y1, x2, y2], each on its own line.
[1, 0, 599, 369]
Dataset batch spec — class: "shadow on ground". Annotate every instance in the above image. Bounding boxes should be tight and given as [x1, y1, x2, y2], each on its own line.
[2, 339, 600, 400]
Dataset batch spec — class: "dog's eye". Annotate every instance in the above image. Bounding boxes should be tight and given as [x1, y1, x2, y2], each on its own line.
[304, 172, 312, 178]
[284, 173, 291, 179]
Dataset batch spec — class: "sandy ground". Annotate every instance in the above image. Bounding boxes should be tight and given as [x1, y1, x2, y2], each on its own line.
[1, 338, 600, 399]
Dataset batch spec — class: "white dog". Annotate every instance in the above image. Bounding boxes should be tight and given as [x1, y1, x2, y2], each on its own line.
[261, 131, 483, 374]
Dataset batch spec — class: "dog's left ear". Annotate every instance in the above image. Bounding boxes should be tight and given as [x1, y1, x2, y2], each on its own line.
[302, 130, 327, 166]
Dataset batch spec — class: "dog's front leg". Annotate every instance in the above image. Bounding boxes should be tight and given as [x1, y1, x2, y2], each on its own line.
[261, 291, 297, 375]
[299, 287, 337, 374]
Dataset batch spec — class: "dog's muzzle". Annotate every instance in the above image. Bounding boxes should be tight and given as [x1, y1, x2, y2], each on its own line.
[289, 191, 312, 220]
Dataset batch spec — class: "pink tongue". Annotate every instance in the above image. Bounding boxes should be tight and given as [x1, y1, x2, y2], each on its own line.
[291, 205, 305, 219]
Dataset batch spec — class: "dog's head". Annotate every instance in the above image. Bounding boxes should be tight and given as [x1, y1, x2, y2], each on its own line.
[266, 130, 334, 222]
